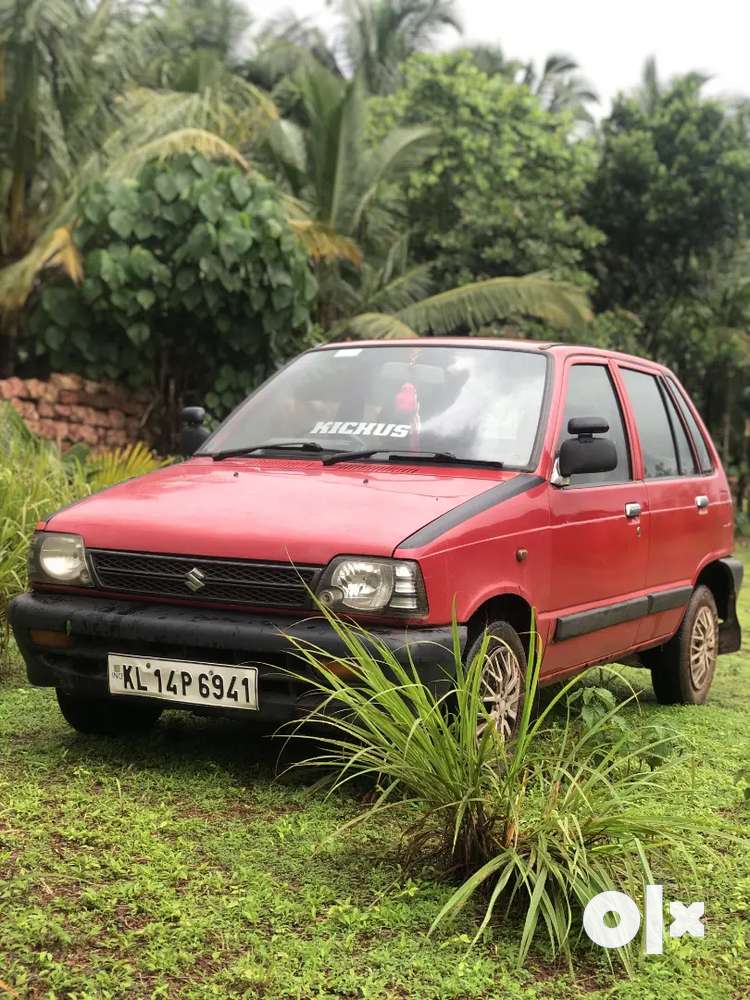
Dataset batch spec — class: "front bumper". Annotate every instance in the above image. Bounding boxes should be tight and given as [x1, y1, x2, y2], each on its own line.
[10, 592, 464, 723]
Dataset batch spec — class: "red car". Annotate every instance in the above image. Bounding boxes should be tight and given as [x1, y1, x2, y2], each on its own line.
[11, 340, 743, 738]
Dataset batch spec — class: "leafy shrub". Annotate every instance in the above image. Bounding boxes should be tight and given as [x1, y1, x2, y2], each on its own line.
[83, 441, 170, 491]
[0, 405, 166, 669]
[29, 154, 318, 440]
[284, 608, 707, 969]
[0, 407, 89, 648]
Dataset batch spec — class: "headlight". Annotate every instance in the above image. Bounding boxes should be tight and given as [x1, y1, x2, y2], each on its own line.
[316, 557, 427, 615]
[29, 532, 92, 586]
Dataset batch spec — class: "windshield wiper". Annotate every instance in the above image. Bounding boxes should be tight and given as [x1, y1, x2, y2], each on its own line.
[322, 449, 504, 469]
[210, 441, 327, 462]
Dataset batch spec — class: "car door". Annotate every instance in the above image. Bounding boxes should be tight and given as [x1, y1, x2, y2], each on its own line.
[617, 366, 720, 647]
[543, 359, 649, 676]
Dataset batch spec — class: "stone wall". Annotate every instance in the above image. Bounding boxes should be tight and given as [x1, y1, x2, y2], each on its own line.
[0, 373, 151, 450]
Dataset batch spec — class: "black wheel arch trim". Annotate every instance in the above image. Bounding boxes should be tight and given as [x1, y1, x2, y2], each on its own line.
[396, 474, 545, 551]
[718, 556, 744, 596]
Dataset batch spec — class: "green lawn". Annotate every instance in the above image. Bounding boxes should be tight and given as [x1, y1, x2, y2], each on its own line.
[1, 551, 748, 999]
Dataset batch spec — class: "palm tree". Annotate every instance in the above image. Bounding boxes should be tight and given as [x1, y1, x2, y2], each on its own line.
[463, 45, 598, 123]
[524, 53, 598, 119]
[253, 1, 462, 96]
[263, 63, 435, 272]
[0, 0, 142, 367]
[245, 12, 343, 93]
[340, 0, 462, 93]
[262, 60, 591, 336]
[0, 0, 277, 372]
[140, 0, 252, 92]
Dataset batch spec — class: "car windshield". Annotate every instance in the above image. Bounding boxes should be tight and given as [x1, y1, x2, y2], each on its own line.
[202, 345, 548, 468]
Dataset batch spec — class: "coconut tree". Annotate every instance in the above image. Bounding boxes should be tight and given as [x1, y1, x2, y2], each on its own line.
[462, 45, 598, 123]
[262, 60, 592, 335]
[139, 0, 252, 92]
[251, 0, 462, 96]
[0, 0, 143, 367]
[262, 62, 435, 278]
[524, 53, 598, 120]
[0, 0, 277, 372]
[340, 0, 462, 93]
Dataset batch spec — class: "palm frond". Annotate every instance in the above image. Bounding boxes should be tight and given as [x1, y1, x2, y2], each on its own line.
[396, 275, 593, 335]
[289, 220, 363, 265]
[351, 124, 436, 233]
[358, 260, 435, 313]
[344, 311, 419, 340]
[101, 127, 249, 181]
[0, 226, 81, 310]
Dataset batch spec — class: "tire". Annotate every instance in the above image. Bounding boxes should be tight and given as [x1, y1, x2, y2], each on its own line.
[646, 585, 718, 705]
[464, 620, 526, 740]
[56, 690, 163, 735]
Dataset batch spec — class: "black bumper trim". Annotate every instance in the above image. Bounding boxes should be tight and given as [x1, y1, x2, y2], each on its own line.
[9, 593, 463, 717]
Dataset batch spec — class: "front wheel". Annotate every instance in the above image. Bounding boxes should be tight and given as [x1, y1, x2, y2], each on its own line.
[464, 620, 526, 740]
[645, 585, 718, 705]
[56, 690, 163, 735]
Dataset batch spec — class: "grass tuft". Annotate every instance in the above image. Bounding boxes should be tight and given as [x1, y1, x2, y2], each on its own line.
[282, 605, 728, 971]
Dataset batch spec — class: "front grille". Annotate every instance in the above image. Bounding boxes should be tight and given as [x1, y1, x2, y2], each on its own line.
[89, 550, 321, 609]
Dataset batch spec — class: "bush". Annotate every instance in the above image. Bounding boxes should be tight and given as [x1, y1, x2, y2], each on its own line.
[0, 405, 165, 669]
[283, 608, 709, 970]
[29, 154, 318, 444]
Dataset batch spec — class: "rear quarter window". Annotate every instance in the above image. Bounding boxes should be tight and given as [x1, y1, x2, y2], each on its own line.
[665, 377, 714, 473]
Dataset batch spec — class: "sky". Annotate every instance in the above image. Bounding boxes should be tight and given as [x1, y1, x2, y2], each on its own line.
[277, 0, 750, 112]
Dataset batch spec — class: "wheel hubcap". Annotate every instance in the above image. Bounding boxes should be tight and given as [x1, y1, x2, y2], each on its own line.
[477, 643, 522, 740]
[689, 605, 717, 689]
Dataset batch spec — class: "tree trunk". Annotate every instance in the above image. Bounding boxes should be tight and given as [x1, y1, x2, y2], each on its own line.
[0, 309, 18, 377]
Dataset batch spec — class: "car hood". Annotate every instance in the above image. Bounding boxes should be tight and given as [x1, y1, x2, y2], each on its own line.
[46, 456, 515, 564]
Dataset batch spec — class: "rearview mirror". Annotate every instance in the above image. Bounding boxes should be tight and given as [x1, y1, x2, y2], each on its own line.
[557, 414, 618, 479]
[179, 406, 211, 457]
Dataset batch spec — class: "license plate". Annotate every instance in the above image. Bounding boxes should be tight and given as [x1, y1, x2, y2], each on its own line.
[107, 654, 258, 710]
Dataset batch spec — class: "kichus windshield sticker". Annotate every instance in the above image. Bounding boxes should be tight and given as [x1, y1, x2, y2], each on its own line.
[309, 421, 410, 438]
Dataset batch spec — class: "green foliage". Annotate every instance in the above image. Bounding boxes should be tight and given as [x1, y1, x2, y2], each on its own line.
[29, 155, 317, 422]
[370, 53, 603, 287]
[0, 406, 170, 662]
[343, 273, 592, 338]
[83, 442, 170, 492]
[0, 406, 88, 656]
[283, 608, 707, 969]
[587, 78, 750, 330]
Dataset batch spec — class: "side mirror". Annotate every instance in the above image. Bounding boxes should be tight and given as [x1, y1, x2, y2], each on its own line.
[557, 415, 618, 479]
[179, 406, 211, 457]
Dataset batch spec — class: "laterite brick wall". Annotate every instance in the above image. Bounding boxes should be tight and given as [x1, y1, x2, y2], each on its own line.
[0, 373, 151, 450]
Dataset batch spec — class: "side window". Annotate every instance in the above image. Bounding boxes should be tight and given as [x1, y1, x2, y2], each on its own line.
[558, 364, 631, 485]
[620, 369, 679, 478]
[666, 377, 713, 473]
[660, 383, 697, 475]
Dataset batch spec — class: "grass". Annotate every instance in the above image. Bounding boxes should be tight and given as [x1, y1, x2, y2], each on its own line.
[0, 405, 165, 665]
[0, 548, 748, 999]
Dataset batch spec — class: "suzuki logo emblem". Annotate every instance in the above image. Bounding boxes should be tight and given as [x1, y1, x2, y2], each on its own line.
[185, 567, 206, 592]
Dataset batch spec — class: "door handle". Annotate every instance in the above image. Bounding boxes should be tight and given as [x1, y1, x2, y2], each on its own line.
[695, 495, 709, 510]
[624, 502, 641, 518]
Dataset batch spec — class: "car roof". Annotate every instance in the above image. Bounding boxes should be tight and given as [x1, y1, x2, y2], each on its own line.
[314, 338, 669, 375]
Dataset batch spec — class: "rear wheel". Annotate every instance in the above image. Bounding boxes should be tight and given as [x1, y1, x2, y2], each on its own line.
[56, 690, 163, 735]
[645, 585, 718, 705]
[464, 620, 526, 740]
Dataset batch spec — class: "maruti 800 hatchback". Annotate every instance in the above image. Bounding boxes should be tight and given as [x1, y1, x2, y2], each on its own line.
[10, 340, 744, 739]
